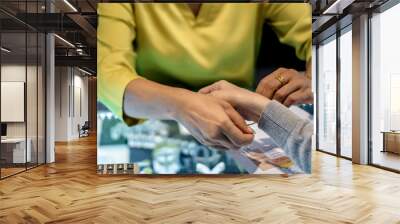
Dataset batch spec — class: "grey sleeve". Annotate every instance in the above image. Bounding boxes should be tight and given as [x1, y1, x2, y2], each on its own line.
[258, 100, 313, 173]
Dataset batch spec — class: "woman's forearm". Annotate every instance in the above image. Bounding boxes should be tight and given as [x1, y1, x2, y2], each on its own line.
[123, 78, 254, 150]
[257, 101, 312, 173]
[123, 78, 189, 120]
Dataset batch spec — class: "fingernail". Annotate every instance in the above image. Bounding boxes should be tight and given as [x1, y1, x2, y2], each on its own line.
[247, 127, 254, 134]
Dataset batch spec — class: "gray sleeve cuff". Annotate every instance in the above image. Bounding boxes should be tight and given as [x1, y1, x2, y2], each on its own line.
[257, 100, 304, 148]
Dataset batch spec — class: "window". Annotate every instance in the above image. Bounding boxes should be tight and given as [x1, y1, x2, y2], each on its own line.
[339, 28, 352, 158]
[317, 36, 337, 154]
[370, 2, 400, 171]
[0, 1, 47, 179]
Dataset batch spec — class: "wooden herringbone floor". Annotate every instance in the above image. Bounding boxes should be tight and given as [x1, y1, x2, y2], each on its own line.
[1, 135, 400, 224]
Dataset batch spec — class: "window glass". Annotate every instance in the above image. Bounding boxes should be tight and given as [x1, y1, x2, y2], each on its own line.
[1, 27, 28, 178]
[0, 1, 46, 179]
[317, 36, 337, 154]
[339, 29, 352, 158]
[371, 3, 400, 171]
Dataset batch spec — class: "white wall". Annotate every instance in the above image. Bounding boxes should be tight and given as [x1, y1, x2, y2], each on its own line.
[54, 67, 89, 141]
[1, 65, 26, 139]
[55, 66, 69, 141]
[72, 73, 89, 138]
[1, 65, 41, 138]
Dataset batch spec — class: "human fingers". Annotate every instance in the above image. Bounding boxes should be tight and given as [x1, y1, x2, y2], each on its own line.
[192, 127, 230, 150]
[221, 110, 254, 147]
[215, 134, 240, 150]
[205, 128, 239, 150]
[198, 84, 217, 94]
[198, 80, 231, 94]
[256, 68, 288, 98]
[283, 89, 308, 107]
[208, 91, 234, 106]
[272, 80, 302, 103]
[224, 105, 253, 134]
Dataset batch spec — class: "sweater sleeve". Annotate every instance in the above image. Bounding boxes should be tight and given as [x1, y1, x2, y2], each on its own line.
[258, 100, 313, 173]
[97, 3, 143, 126]
[263, 3, 312, 62]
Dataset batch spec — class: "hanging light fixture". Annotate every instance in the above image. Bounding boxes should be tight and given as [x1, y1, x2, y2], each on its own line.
[54, 34, 75, 48]
[1, 47, 11, 53]
[63, 0, 78, 12]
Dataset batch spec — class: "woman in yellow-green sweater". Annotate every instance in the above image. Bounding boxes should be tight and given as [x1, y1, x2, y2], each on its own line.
[98, 3, 312, 150]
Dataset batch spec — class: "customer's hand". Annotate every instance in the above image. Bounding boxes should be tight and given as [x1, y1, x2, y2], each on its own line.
[256, 68, 313, 107]
[173, 91, 254, 150]
[199, 80, 269, 122]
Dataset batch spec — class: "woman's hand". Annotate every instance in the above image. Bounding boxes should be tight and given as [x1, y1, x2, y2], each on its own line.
[123, 79, 254, 150]
[256, 68, 313, 107]
[199, 80, 270, 122]
[173, 91, 254, 150]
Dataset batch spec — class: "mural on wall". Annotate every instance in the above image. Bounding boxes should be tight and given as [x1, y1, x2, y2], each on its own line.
[97, 3, 313, 175]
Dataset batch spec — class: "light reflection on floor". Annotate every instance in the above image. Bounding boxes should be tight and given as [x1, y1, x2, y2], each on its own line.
[372, 151, 400, 171]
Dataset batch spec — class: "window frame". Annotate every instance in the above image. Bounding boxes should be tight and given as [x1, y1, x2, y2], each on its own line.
[367, 0, 400, 173]
[315, 24, 353, 161]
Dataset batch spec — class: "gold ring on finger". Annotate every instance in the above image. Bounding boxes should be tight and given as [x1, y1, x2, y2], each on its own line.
[275, 74, 286, 86]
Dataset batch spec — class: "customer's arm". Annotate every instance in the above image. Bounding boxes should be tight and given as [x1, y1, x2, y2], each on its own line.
[98, 4, 253, 150]
[200, 81, 312, 173]
[258, 101, 312, 173]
